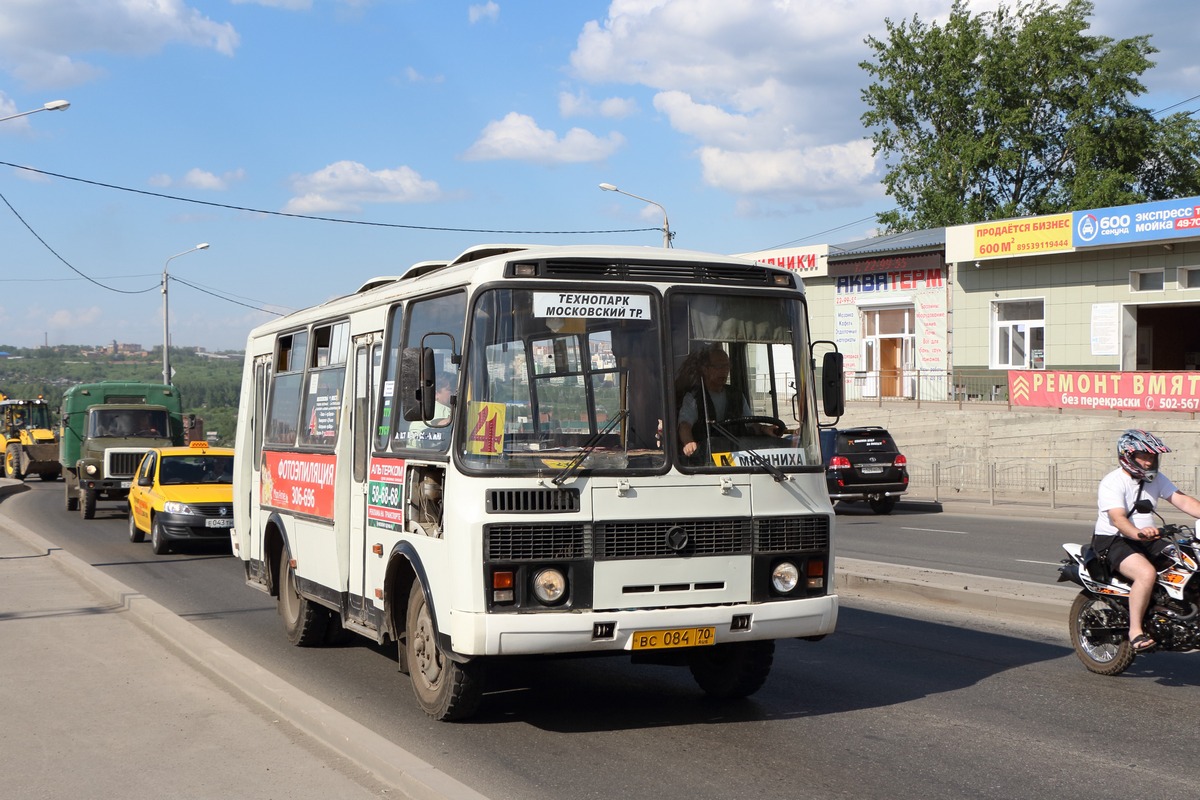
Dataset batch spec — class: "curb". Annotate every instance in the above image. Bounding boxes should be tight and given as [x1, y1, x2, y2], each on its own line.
[0, 502, 488, 800]
[835, 557, 1077, 625]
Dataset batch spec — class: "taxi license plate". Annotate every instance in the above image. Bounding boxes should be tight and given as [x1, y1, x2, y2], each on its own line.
[205, 518, 234, 528]
[631, 626, 715, 650]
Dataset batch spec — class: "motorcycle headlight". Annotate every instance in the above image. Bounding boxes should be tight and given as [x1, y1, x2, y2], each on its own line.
[164, 501, 198, 515]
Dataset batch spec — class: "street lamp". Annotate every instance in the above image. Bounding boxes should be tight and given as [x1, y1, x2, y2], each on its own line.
[599, 182, 673, 248]
[0, 99, 70, 124]
[162, 243, 210, 385]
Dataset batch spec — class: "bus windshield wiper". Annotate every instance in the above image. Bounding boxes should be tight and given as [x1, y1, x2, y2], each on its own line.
[710, 422, 788, 482]
[551, 409, 629, 486]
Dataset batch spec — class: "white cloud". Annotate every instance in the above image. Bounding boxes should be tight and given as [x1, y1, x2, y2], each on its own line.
[0, 0, 239, 88]
[47, 306, 103, 329]
[403, 66, 444, 84]
[283, 160, 444, 214]
[231, 0, 312, 9]
[697, 139, 878, 197]
[463, 112, 625, 164]
[559, 90, 637, 119]
[147, 168, 245, 191]
[468, 2, 500, 24]
[568, 0, 948, 200]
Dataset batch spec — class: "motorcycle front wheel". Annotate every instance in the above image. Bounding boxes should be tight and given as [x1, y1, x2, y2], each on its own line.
[1069, 592, 1134, 675]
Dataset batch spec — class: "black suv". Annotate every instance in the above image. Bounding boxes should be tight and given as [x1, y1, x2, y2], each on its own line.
[819, 426, 908, 514]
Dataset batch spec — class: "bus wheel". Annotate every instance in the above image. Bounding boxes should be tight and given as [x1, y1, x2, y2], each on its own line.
[278, 547, 329, 646]
[80, 488, 96, 520]
[688, 640, 775, 699]
[405, 580, 484, 721]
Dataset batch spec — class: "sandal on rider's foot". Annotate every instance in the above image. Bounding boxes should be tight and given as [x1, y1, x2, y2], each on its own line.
[1130, 633, 1156, 652]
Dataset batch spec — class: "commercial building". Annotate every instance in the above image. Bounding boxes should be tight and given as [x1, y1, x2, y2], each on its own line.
[741, 194, 1200, 412]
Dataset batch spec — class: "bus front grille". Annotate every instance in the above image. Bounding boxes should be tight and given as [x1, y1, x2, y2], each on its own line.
[485, 515, 830, 563]
[595, 519, 752, 560]
[487, 488, 581, 513]
[753, 515, 830, 552]
[486, 523, 590, 561]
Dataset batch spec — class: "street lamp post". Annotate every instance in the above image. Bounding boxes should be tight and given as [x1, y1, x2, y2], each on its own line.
[162, 243, 210, 385]
[599, 182, 673, 248]
[0, 99, 70, 124]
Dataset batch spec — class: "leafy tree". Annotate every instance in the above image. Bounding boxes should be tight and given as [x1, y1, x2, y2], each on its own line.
[860, 0, 1200, 232]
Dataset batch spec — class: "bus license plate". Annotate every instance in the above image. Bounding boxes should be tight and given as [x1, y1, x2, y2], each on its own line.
[631, 626, 715, 650]
[205, 518, 234, 528]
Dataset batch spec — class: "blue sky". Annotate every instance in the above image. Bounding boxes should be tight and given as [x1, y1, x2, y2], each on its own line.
[0, 0, 1196, 352]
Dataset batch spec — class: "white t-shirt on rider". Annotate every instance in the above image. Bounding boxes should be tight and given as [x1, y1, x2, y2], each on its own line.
[1094, 467, 1180, 537]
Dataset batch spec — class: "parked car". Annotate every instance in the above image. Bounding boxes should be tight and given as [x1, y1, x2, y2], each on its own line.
[819, 426, 908, 514]
[127, 441, 235, 554]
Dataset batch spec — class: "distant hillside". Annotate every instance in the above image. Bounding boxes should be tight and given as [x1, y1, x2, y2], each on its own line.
[0, 345, 244, 445]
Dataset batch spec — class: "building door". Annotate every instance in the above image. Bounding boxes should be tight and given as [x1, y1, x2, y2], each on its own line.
[862, 306, 914, 398]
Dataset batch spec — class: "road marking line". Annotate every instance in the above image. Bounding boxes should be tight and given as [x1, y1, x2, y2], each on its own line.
[901, 527, 970, 535]
[1015, 559, 1061, 566]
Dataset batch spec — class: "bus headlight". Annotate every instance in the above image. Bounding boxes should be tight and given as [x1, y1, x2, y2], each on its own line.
[531, 568, 567, 604]
[771, 561, 799, 594]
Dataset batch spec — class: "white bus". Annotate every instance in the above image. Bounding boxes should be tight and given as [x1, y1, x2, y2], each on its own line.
[232, 244, 844, 720]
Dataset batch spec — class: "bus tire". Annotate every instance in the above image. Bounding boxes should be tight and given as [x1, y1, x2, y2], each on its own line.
[80, 488, 96, 520]
[278, 546, 329, 646]
[405, 580, 484, 721]
[688, 640, 775, 699]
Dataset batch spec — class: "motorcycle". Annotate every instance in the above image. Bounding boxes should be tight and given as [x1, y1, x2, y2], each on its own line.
[1058, 515, 1200, 675]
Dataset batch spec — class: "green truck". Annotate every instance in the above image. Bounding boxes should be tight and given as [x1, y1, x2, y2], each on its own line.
[60, 382, 185, 519]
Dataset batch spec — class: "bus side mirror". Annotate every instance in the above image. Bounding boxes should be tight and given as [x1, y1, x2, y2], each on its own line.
[821, 351, 845, 418]
[401, 346, 436, 422]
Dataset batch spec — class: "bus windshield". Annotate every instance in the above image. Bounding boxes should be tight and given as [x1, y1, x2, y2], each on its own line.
[459, 285, 821, 475]
[461, 287, 666, 472]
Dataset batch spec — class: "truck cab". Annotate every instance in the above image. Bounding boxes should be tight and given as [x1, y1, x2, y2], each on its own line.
[59, 382, 184, 520]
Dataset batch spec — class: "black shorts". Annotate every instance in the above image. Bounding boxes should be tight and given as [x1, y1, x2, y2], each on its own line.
[1093, 534, 1171, 572]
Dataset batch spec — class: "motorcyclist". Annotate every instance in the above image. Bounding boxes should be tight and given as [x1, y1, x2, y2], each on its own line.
[1093, 429, 1200, 651]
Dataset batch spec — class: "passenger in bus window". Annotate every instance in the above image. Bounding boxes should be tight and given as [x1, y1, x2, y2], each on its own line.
[406, 373, 454, 448]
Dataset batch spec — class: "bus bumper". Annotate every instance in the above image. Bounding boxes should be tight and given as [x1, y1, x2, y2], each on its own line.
[452, 594, 838, 657]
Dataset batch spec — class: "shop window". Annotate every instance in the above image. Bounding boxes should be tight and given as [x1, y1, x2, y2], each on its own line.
[1131, 269, 1164, 292]
[992, 299, 1044, 370]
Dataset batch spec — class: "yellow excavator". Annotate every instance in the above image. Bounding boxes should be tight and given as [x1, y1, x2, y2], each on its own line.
[2, 395, 62, 481]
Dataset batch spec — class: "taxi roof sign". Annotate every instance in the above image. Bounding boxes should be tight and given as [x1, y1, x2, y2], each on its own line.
[189, 440, 210, 449]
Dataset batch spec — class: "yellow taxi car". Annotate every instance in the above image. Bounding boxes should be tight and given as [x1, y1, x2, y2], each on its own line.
[127, 441, 235, 555]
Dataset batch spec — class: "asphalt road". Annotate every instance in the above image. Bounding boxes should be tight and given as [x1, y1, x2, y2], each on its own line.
[832, 501, 1085, 584]
[9, 482, 1200, 800]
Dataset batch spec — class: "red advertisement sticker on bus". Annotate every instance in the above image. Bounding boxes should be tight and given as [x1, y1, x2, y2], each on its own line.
[261, 451, 337, 519]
